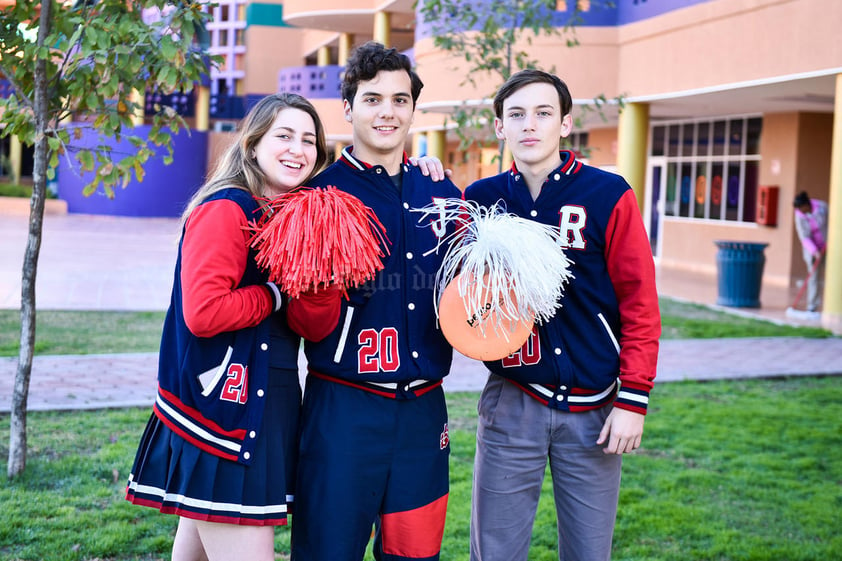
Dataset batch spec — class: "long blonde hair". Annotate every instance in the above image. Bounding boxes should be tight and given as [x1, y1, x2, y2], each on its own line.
[181, 93, 328, 223]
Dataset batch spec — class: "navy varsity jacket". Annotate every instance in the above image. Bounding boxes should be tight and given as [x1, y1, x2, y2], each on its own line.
[464, 151, 660, 415]
[154, 188, 297, 465]
[301, 147, 462, 396]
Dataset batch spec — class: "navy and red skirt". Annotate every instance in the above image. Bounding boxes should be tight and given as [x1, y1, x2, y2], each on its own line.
[125, 367, 301, 526]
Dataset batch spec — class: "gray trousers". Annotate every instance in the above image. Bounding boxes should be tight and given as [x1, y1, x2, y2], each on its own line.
[470, 375, 622, 561]
[803, 253, 825, 312]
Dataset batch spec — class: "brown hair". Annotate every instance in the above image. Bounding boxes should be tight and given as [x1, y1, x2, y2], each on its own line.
[182, 93, 327, 222]
[493, 69, 572, 119]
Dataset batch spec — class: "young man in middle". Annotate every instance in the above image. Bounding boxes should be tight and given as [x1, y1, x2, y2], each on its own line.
[288, 41, 462, 561]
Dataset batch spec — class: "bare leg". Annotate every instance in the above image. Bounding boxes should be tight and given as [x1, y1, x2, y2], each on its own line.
[193, 519, 276, 561]
[172, 518, 209, 561]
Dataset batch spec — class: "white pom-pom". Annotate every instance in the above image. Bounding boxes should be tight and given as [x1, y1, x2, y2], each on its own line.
[413, 199, 574, 336]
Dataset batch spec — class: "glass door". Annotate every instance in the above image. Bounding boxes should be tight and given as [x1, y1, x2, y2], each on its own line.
[645, 158, 666, 260]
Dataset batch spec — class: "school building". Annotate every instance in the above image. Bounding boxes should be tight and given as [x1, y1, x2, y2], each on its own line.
[1, 0, 840, 332]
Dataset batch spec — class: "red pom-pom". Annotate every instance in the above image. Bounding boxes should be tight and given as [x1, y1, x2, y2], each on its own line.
[247, 186, 390, 299]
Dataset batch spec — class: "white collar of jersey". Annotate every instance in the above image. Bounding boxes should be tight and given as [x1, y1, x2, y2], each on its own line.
[341, 146, 410, 173]
[341, 146, 367, 170]
[509, 150, 580, 181]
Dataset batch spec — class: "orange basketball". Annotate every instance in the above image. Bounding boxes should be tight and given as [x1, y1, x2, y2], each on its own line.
[438, 273, 534, 361]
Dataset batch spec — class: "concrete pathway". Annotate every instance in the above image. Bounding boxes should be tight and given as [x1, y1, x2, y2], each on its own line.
[3, 337, 840, 412]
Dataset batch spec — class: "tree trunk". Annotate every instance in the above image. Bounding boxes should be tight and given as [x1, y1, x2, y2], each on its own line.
[8, 0, 52, 479]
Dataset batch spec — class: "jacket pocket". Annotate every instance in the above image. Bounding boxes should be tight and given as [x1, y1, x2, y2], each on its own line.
[597, 313, 620, 355]
[197, 345, 234, 396]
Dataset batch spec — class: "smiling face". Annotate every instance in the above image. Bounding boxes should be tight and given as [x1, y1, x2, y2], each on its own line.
[253, 107, 318, 198]
[494, 82, 573, 176]
[344, 70, 415, 170]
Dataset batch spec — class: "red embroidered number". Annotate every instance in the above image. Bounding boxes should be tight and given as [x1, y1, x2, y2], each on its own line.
[220, 364, 248, 404]
[501, 327, 541, 367]
[358, 327, 400, 373]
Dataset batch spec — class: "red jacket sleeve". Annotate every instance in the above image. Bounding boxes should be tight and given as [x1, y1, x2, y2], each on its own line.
[181, 198, 275, 338]
[286, 286, 342, 342]
[604, 189, 661, 410]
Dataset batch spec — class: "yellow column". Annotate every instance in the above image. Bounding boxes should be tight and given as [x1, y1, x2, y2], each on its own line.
[334, 142, 346, 161]
[196, 85, 210, 132]
[822, 73, 842, 333]
[412, 132, 427, 158]
[338, 33, 354, 65]
[373, 11, 391, 47]
[317, 45, 331, 66]
[235, 4, 246, 97]
[616, 102, 650, 211]
[9, 136, 22, 184]
[130, 89, 145, 127]
[427, 129, 445, 162]
[502, 145, 513, 170]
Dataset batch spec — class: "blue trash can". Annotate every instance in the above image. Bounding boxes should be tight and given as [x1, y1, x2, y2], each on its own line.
[714, 241, 769, 308]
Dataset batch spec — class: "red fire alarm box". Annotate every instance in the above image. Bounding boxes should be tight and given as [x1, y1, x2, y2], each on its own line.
[756, 185, 779, 226]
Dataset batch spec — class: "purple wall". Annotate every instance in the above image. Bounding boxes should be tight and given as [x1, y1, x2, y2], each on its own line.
[58, 125, 208, 218]
[415, 0, 714, 39]
[278, 65, 343, 99]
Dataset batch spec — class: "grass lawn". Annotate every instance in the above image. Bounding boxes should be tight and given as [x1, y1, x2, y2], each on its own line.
[0, 299, 836, 559]
[1, 377, 840, 561]
[0, 310, 166, 357]
[0, 298, 832, 358]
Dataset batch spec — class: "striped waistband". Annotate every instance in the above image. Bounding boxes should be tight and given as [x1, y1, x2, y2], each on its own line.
[308, 370, 442, 400]
[510, 378, 619, 411]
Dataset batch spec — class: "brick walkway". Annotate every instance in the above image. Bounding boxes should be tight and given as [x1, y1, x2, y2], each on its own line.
[3, 337, 841, 412]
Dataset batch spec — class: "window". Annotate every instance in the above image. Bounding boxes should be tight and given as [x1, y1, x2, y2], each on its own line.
[657, 116, 761, 223]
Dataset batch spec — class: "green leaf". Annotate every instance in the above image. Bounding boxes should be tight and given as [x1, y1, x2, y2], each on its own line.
[160, 66, 178, 92]
[134, 161, 145, 183]
[78, 150, 94, 172]
[160, 35, 177, 62]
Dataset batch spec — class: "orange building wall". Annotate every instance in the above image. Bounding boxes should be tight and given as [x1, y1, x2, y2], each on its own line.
[283, 0, 382, 15]
[298, 29, 341, 60]
[616, 0, 842, 97]
[414, 27, 621, 113]
[311, 98, 352, 144]
[243, 26, 311, 95]
[582, 127, 617, 168]
[206, 131, 238, 177]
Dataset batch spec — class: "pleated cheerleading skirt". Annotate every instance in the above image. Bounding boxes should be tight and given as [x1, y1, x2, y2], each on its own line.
[125, 367, 301, 526]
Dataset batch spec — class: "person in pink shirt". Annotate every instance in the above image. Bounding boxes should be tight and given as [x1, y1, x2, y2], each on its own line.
[793, 191, 828, 312]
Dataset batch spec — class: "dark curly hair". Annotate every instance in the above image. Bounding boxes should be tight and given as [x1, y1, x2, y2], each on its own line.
[341, 41, 424, 108]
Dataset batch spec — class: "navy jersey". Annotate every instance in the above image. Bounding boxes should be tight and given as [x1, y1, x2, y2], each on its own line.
[302, 147, 462, 386]
[465, 151, 660, 414]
